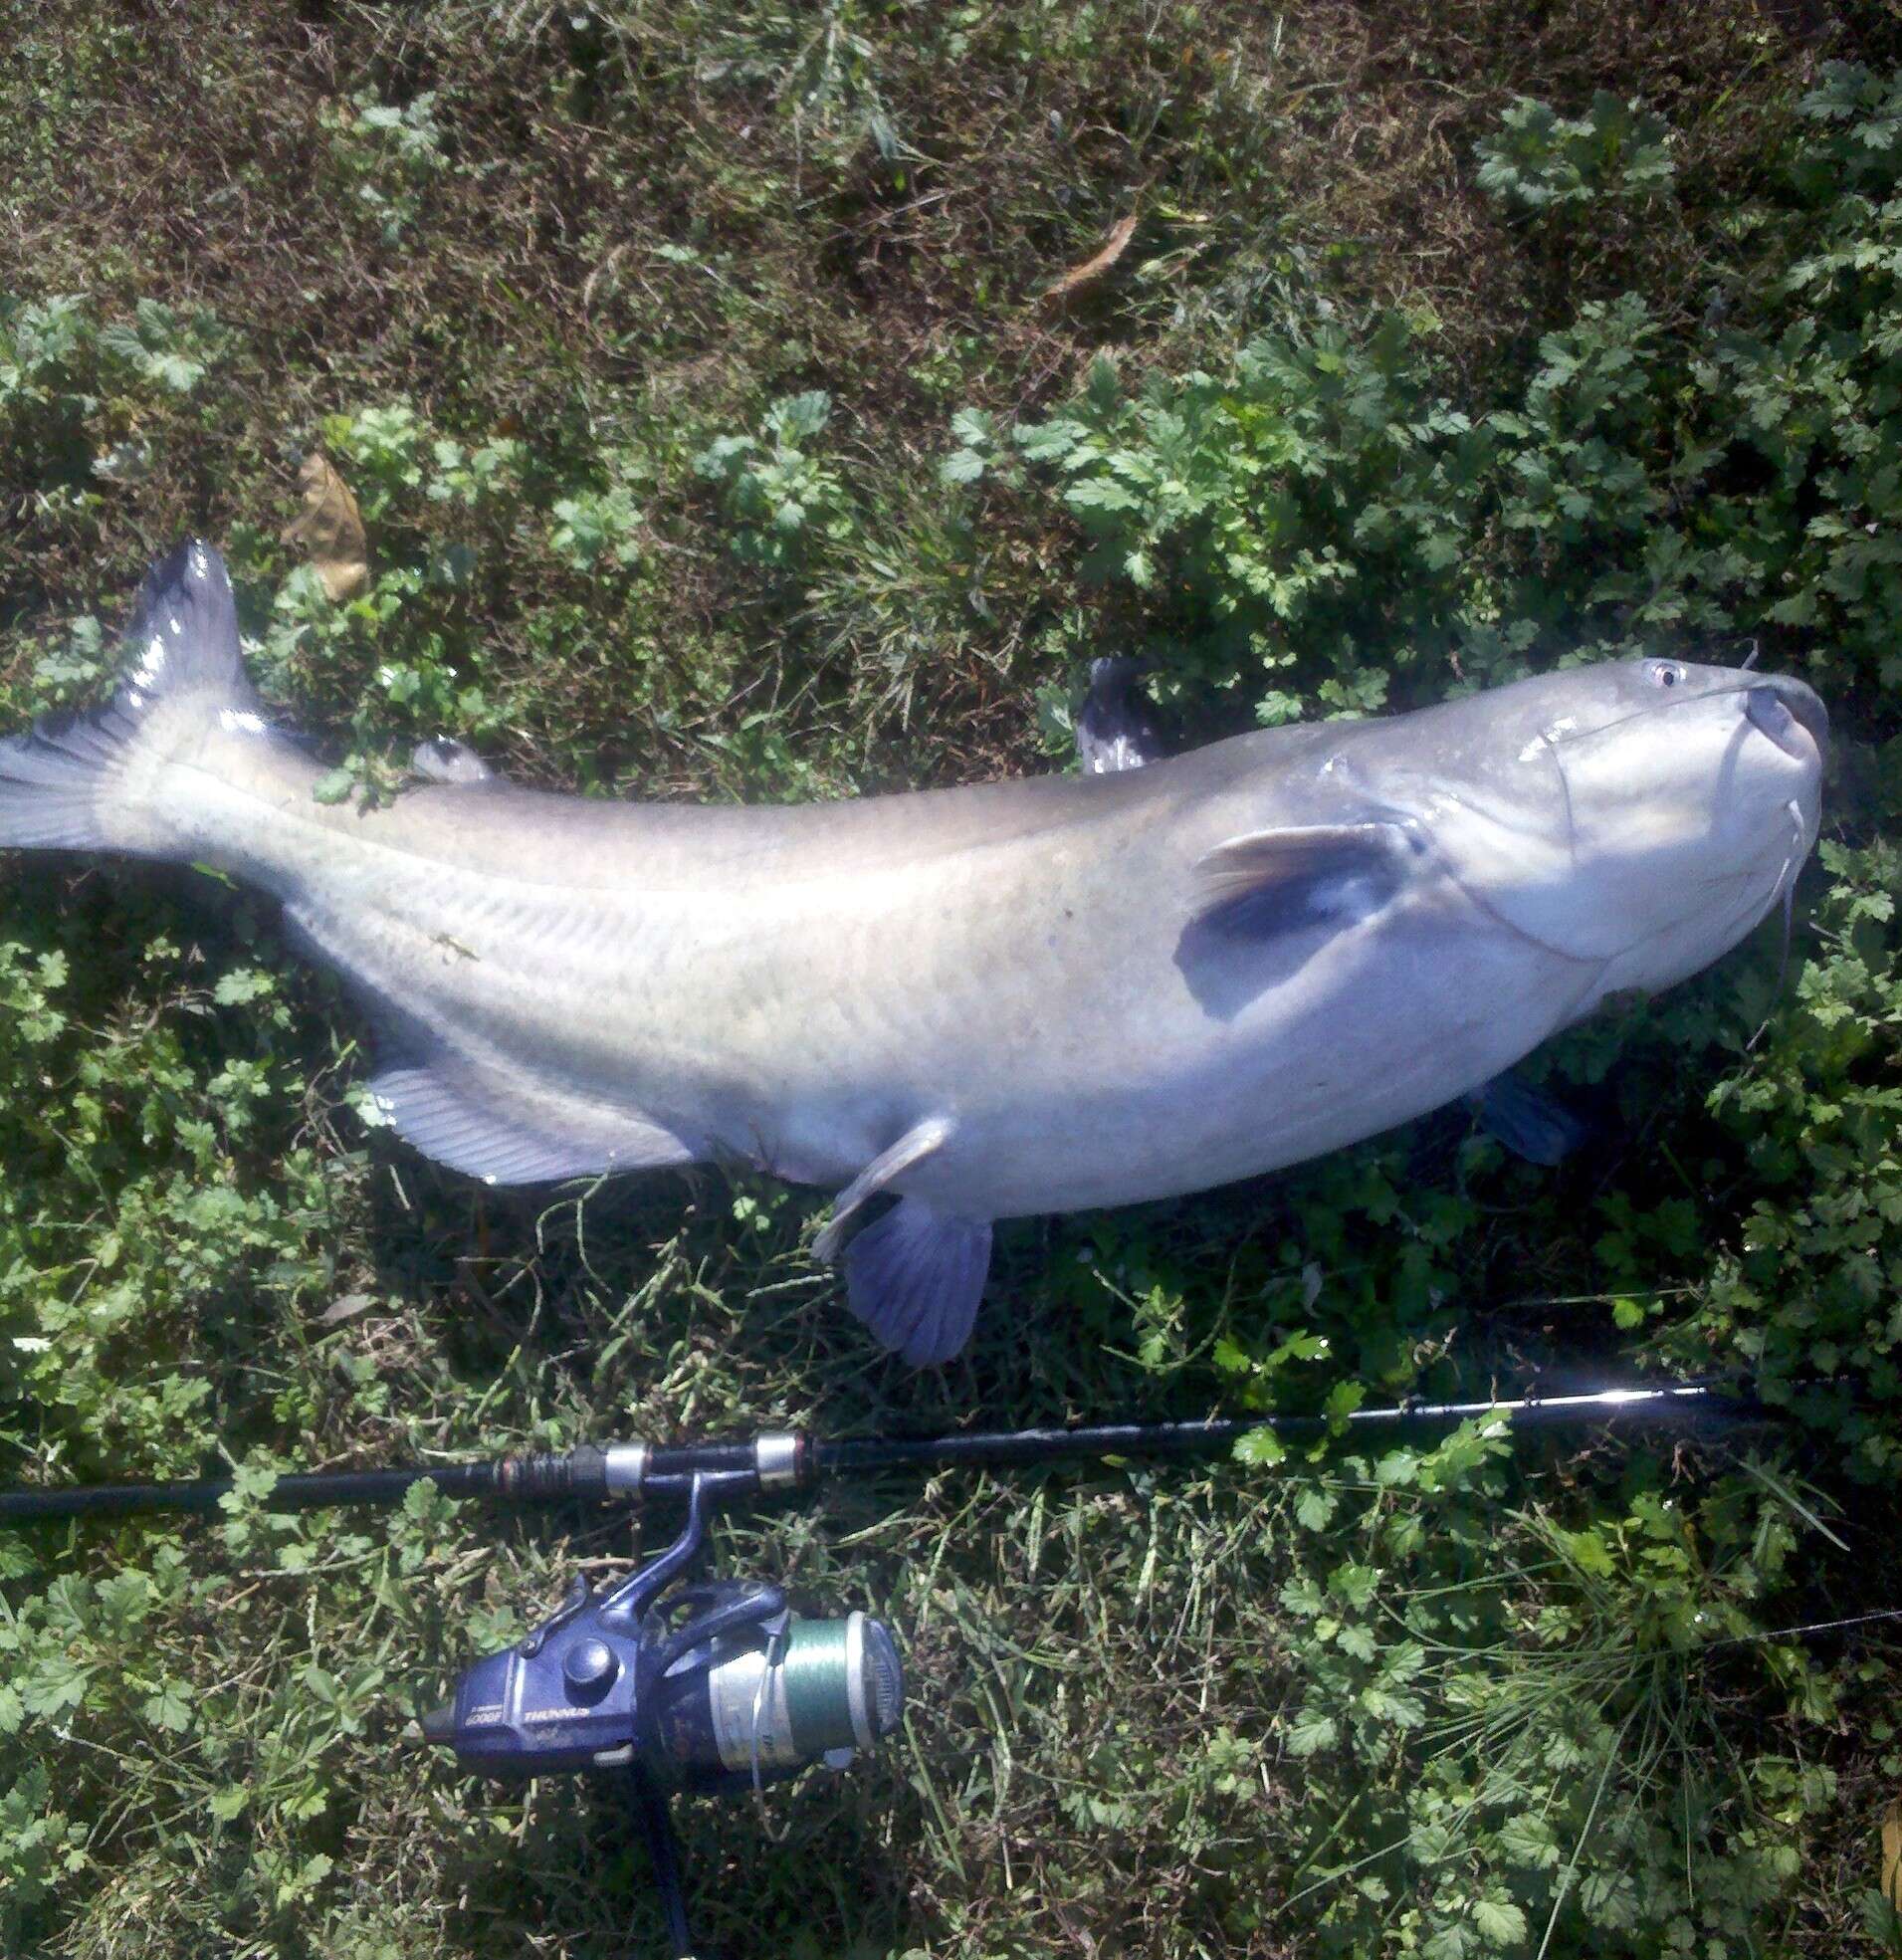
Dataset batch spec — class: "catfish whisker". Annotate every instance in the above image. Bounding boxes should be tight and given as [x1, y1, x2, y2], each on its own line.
[1746, 802, 1805, 1052]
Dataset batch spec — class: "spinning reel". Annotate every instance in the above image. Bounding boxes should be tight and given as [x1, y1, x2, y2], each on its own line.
[419, 1467, 905, 1958]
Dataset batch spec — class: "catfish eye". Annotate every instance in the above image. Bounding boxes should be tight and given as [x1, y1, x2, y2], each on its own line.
[1647, 661, 1685, 690]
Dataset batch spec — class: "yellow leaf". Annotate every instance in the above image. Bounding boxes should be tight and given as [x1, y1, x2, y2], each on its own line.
[281, 452, 369, 602]
[1883, 1796, 1902, 1909]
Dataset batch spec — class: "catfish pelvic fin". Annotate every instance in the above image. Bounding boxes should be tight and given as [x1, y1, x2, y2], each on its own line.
[841, 1197, 991, 1367]
[813, 1116, 954, 1263]
[1470, 1073, 1588, 1167]
[1189, 820, 1425, 941]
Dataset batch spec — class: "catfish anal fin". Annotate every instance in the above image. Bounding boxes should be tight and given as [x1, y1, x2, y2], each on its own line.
[284, 905, 698, 1189]
[842, 1198, 991, 1367]
[364, 1057, 697, 1187]
[813, 1116, 953, 1263]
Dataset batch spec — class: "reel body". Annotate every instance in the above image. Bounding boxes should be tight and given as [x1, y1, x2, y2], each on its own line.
[423, 1578, 901, 1791]
[421, 1473, 903, 1791]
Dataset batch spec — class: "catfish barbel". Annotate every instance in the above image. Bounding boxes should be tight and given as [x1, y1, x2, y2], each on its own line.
[1, 544, 1827, 1364]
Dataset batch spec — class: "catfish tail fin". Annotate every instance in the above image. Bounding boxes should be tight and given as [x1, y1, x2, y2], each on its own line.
[0, 541, 262, 858]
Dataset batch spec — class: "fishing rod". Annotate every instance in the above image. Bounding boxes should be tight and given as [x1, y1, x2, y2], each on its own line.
[0, 1378, 1761, 1959]
[0, 1379, 1742, 1523]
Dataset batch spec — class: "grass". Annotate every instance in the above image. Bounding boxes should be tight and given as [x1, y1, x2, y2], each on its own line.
[4, 2, 1902, 1955]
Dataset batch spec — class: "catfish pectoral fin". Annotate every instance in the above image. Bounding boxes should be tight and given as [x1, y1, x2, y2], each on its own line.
[841, 1198, 991, 1367]
[1189, 819, 1425, 941]
[812, 1115, 955, 1263]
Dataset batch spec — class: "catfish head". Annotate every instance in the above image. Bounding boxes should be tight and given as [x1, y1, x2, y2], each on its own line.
[1189, 657, 1828, 1013]
[1384, 656, 1828, 998]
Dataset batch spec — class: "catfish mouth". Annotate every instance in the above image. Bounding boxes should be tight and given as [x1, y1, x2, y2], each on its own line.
[1743, 679, 1829, 764]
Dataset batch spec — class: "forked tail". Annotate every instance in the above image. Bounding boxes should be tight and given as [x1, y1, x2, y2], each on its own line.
[0, 541, 263, 860]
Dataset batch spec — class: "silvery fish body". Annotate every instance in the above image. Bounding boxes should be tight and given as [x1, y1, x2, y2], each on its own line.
[0, 545, 1827, 1363]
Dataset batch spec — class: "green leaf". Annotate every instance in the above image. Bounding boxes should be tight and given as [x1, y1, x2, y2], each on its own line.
[1328, 1563, 1378, 1608]
[150, 352, 206, 394]
[1324, 1380, 1366, 1426]
[1285, 1707, 1338, 1757]
[1497, 1812, 1560, 1869]
[1295, 1485, 1337, 1531]
[1472, 1897, 1528, 1947]
[275, 1851, 334, 1907]
[1064, 477, 1143, 514]
[1234, 1427, 1285, 1467]
[771, 390, 832, 441]
[212, 968, 276, 1006]
[1359, 1682, 1425, 1727]
[142, 1682, 192, 1733]
[1555, 1526, 1615, 1577]
[22, 1658, 90, 1719]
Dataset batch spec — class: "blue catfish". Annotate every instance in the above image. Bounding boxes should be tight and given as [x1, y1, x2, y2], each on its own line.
[0, 544, 1826, 1363]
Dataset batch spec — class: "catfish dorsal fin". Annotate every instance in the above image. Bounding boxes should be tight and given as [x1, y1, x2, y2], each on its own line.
[411, 737, 498, 786]
[1189, 819, 1424, 940]
[1076, 658, 1163, 774]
